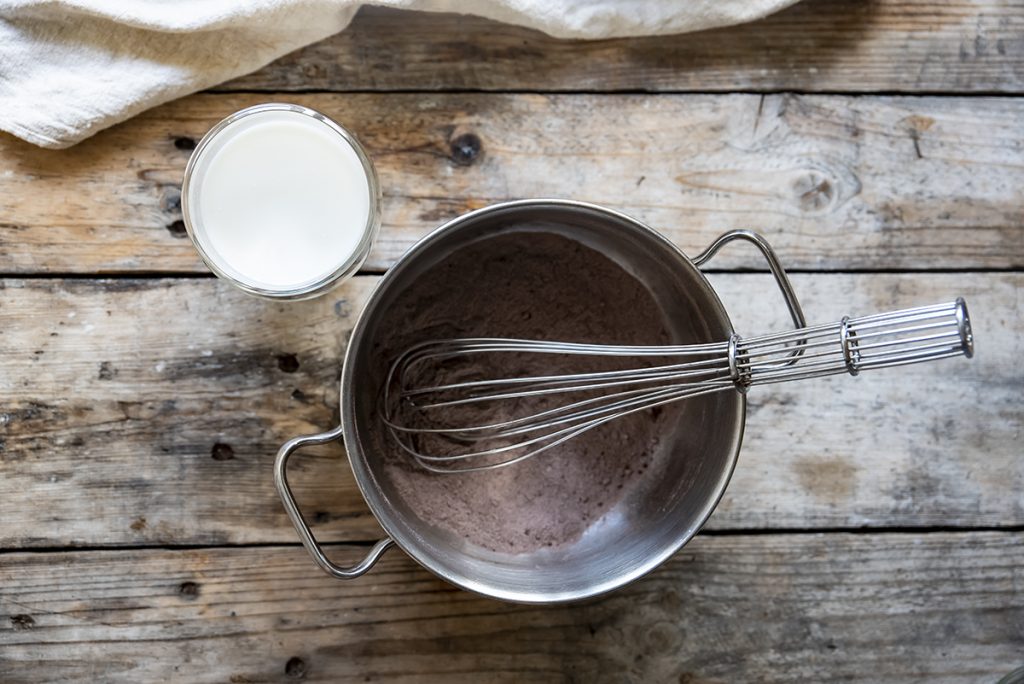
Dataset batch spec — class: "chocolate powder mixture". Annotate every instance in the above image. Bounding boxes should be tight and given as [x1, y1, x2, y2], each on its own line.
[373, 230, 678, 553]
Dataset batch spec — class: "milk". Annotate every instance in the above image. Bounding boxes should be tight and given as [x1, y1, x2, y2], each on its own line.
[184, 107, 374, 292]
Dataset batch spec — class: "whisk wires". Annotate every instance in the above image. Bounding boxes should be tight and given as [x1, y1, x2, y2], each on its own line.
[381, 299, 972, 473]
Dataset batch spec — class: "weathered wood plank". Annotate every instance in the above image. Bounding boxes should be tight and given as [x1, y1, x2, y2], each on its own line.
[1, 93, 1021, 275]
[225, 2, 1024, 94]
[0, 272, 1018, 548]
[1, 532, 1021, 683]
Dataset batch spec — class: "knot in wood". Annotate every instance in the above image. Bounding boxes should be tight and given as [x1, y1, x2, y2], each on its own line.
[792, 169, 837, 214]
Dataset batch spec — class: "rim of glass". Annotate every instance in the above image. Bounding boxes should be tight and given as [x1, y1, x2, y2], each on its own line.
[181, 102, 382, 300]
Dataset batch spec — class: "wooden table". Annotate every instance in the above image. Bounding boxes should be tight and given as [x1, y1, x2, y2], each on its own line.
[2, 3, 1022, 681]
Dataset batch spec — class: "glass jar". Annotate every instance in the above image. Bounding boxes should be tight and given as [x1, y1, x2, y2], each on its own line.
[181, 103, 381, 300]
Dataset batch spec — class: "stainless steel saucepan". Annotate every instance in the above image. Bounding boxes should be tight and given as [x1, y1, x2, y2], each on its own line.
[275, 199, 972, 604]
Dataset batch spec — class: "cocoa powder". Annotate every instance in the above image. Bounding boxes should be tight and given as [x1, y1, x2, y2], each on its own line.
[375, 230, 675, 553]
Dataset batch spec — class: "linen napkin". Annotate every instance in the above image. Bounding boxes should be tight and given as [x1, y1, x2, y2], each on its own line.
[0, 0, 800, 148]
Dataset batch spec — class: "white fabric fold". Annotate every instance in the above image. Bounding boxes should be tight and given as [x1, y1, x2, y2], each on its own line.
[0, 0, 799, 148]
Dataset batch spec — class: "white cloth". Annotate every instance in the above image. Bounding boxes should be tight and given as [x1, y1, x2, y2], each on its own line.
[0, 0, 799, 148]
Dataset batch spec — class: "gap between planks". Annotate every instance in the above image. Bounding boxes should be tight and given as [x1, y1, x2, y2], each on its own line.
[6, 524, 1024, 557]
[1, 267, 1023, 280]
[3, 531, 1021, 683]
[209, 88, 1024, 97]
[220, 2, 1024, 94]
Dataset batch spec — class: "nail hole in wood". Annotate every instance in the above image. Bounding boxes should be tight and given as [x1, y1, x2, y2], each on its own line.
[178, 581, 200, 599]
[277, 354, 300, 373]
[174, 136, 197, 151]
[166, 220, 188, 238]
[10, 615, 34, 630]
[161, 189, 181, 213]
[449, 133, 482, 166]
[285, 657, 307, 679]
[98, 361, 117, 380]
[211, 443, 235, 461]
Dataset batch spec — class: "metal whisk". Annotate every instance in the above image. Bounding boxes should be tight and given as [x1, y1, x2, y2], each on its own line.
[382, 298, 973, 473]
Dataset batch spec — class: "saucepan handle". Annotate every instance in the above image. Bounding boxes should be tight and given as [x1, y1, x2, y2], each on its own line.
[692, 231, 973, 390]
[274, 424, 394, 579]
[692, 229, 807, 331]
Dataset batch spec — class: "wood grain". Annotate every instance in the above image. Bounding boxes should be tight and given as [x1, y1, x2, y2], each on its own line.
[1, 532, 1022, 683]
[3, 4, 1021, 674]
[1, 93, 1021, 275]
[225, 2, 1024, 94]
[1, 272, 1018, 548]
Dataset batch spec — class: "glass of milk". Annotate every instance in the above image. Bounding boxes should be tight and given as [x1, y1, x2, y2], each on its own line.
[181, 103, 381, 300]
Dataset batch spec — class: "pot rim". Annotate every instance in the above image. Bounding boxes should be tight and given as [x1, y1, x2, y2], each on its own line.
[340, 198, 746, 604]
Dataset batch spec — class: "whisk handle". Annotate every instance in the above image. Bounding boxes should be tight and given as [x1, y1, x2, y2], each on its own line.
[275, 425, 394, 579]
[734, 298, 974, 389]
